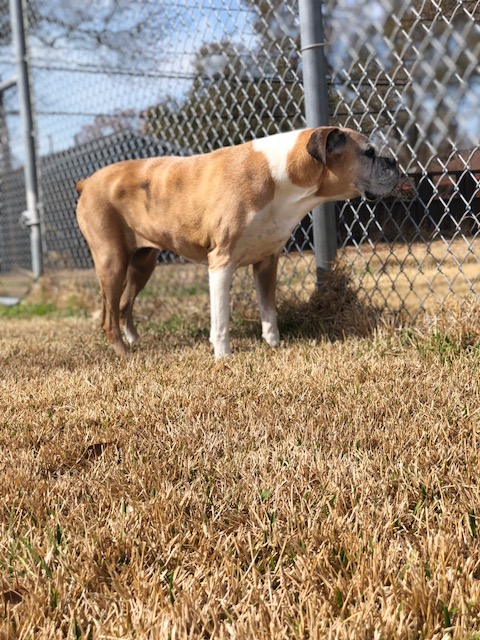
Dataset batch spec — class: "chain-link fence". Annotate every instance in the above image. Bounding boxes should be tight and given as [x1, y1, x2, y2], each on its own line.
[327, 0, 480, 316]
[0, 0, 479, 317]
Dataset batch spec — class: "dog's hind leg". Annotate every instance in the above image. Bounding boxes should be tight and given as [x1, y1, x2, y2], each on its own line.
[120, 247, 158, 345]
[93, 249, 130, 356]
[253, 255, 280, 348]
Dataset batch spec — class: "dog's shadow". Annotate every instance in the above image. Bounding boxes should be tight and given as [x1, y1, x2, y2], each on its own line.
[275, 262, 385, 343]
[140, 261, 386, 350]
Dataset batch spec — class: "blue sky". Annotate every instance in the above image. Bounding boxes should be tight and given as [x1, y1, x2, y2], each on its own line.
[1, 0, 258, 161]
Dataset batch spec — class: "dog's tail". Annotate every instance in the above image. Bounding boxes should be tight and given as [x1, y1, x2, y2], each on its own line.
[75, 179, 86, 195]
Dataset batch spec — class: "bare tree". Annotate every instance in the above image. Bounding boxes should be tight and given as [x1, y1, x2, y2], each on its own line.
[73, 109, 141, 145]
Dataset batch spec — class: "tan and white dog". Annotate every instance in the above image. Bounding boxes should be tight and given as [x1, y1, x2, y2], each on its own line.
[76, 127, 399, 358]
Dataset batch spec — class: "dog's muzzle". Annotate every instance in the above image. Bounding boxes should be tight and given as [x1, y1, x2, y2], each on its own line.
[362, 156, 400, 202]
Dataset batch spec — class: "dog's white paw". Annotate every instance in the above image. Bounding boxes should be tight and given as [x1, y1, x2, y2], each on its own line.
[262, 322, 280, 347]
[213, 342, 232, 360]
[263, 332, 280, 347]
[124, 326, 140, 345]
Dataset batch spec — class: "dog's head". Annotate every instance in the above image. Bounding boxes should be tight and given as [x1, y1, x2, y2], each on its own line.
[306, 127, 400, 201]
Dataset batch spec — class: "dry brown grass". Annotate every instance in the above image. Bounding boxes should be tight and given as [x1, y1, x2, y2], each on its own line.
[344, 238, 480, 317]
[1, 258, 480, 639]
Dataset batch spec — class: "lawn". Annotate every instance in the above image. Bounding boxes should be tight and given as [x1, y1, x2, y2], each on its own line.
[1, 259, 480, 639]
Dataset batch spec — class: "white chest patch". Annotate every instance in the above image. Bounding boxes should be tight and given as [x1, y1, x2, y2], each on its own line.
[232, 130, 325, 267]
[252, 130, 302, 183]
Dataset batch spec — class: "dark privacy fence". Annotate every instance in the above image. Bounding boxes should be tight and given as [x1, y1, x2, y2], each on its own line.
[0, 0, 479, 315]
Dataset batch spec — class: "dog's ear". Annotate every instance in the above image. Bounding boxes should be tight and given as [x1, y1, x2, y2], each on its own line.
[307, 127, 347, 164]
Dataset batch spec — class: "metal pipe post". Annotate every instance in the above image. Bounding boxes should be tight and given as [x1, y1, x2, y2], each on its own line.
[298, 0, 337, 283]
[10, 0, 42, 278]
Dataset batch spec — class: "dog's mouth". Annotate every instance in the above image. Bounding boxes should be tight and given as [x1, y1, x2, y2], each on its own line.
[364, 190, 380, 202]
[355, 182, 392, 203]
[362, 184, 399, 202]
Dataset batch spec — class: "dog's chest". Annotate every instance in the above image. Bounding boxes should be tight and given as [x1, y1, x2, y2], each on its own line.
[233, 185, 324, 266]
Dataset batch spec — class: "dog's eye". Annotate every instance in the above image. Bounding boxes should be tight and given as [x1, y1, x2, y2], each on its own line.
[365, 146, 376, 159]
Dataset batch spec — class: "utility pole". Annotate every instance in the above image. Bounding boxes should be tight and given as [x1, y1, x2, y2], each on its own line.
[299, 0, 337, 284]
[10, 0, 42, 278]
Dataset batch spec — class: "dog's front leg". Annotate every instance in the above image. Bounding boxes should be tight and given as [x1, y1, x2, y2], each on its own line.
[208, 264, 235, 359]
[253, 255, 280, 348]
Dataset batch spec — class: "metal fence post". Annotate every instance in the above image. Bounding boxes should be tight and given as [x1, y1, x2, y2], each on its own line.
[9, 0, 42, 279]
[298, 0, 337, 283]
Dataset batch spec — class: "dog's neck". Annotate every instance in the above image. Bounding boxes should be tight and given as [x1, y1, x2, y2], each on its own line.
[252, 129, 325, 192]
